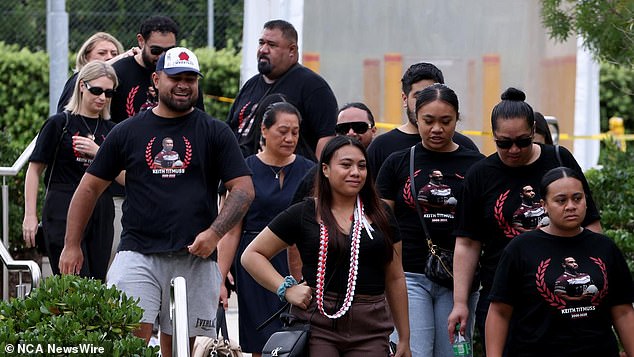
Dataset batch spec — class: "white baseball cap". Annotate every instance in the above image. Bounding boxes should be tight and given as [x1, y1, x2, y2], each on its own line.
[156, 47, 203, 77]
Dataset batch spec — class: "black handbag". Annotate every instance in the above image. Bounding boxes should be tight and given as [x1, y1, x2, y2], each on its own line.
[261, 312, 310, 357]
[409, 145, 455, 289]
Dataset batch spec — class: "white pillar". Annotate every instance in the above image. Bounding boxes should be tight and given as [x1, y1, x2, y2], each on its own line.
[573, 36, 600, 171]
[47, 0, 69, 115]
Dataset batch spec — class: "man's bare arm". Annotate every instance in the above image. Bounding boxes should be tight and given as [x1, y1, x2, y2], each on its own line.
[188, 175, 254, 258]
[211, 176, 254, 237]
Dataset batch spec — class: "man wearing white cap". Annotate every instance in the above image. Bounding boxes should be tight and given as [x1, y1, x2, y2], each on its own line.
[60, 47, 254, 356]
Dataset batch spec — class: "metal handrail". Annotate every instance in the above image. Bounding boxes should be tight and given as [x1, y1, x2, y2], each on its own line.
[0, 137, 37, 176]
[0, 242, 41, 297]
[1, 136, 41, 299]
[170, 276, 190, 357]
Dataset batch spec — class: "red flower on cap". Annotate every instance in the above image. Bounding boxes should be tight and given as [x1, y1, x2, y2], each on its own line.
[178, 52, 189, 61]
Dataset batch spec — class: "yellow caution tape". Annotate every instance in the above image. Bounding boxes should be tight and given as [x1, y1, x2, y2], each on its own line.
[374, 123, 634, 141]
[204, 94, 235, 104]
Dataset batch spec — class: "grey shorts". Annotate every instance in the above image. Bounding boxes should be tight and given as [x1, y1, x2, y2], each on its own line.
[107, 250, 221, 337]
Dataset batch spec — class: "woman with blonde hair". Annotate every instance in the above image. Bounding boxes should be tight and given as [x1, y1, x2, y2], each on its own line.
[57, 32, 138, 112]
[24, 61, 119, 280]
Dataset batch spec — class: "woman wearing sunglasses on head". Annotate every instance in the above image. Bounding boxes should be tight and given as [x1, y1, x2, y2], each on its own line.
[447, 87, 602, 353]
[23, 61, 121, 280]
[486, 167, 634, 357]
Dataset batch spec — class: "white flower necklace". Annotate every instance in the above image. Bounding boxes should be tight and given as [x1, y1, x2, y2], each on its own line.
[315, 195, 372, 319]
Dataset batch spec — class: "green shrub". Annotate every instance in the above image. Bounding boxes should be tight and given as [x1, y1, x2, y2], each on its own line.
[0, 275, 159, 356]
[585, 140, 634, 274]
[196, 44, 241, 121]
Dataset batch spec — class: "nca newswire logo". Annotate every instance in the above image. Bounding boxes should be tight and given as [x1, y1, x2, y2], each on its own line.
[5, 343, 105, 354]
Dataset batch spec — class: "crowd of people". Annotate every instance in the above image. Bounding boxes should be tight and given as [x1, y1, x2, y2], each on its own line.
[21, 15, 633, 357]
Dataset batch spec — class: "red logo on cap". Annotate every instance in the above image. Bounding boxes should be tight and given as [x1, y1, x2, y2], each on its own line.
[178, 52, 189, 61]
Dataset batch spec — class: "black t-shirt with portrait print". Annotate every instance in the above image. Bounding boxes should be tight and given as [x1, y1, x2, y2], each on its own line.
[454, 144, 601, 291]
[226, 64, 338, 161]
[29, 111, 116, 186]
[87, 108, 251, 254]
[267, 199, 401, 296]
[489, 228, 634, 357]
[376, 143, 484, 274]
[109, 56, 204, 124]
[367, 128, 480, 179]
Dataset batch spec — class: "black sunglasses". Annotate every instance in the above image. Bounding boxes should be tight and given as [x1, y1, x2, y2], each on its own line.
[335, 122, 372, 135]
[150, 45, 175, 56]
[84, 82, 115, 98]
[494, 136, 533, 149]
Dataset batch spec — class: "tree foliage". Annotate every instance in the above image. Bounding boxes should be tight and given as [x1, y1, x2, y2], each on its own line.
[540, 0, 634, 66]
[599, 62, 634, 131]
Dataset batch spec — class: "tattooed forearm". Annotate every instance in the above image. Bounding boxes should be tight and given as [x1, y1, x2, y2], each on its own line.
[211, 188, 254, 237]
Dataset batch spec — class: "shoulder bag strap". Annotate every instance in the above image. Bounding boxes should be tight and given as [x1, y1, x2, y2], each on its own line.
[409, 144, 432, 242]
[45, 111, 70, 196]
[554, 144, 563, 166]
[409, 145, 453, 276]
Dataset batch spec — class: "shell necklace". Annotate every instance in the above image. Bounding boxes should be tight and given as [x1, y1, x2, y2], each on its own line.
[315, 195, 372, 319]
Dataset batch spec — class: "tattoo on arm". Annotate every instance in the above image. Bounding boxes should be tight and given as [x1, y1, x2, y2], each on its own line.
[210, 188, 253, 237]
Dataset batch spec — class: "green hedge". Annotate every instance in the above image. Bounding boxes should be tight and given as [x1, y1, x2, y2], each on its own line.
[0, 42, 240, 251]
[586, 141, 634, 275]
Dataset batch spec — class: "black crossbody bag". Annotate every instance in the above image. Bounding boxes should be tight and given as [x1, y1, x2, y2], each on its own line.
[409, 145, 455, 289]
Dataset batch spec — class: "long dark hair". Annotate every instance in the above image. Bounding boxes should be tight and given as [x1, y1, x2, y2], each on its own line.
[314, 136, 394, 261]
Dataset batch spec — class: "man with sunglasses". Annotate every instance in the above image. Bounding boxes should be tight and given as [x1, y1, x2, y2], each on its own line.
[109, 16, 204, 124]
[334, 102, 377, 148]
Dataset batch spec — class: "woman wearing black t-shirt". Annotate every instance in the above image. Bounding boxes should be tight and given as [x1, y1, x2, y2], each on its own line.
[447, 88, 602, 351]
[486, 167, 634, 357]
[376, 83, 484, 356]
[23, 61, 120, 280]
[242, 136, 412, 357]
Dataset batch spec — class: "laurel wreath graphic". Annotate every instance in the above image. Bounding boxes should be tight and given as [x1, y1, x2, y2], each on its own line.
[145, 137, 156, 168]
[403, 169, 421, 209]
[589, 257, 608, 305]
[126, 86, 140, 118]
[536, 258, 567, 309]
[237, 101, 252, 130]
[494, 190, 520, 238]
[181, 136, 192, 168]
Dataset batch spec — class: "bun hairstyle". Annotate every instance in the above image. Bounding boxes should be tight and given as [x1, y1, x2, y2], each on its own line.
[491, 87, 535, 132]
[500, 87, 526, 101]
